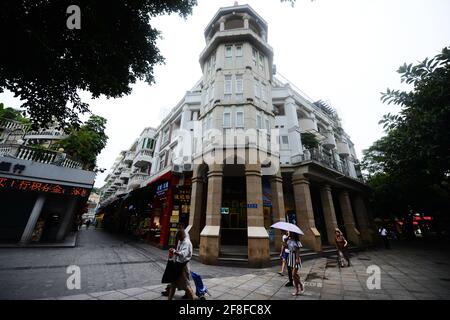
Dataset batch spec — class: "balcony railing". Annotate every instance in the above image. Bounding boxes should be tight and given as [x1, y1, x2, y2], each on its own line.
[0, 118, 29, 131]
[128, 172, 149, 189]
[302, 148, 364, 182]
[0, 144, 82, 169]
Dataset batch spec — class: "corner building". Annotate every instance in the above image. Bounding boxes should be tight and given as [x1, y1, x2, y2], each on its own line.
[98, 4, 376, 267]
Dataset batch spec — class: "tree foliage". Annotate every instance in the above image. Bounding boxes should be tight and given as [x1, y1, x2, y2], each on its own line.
[301, 132, 319, 149]
[362, 47, 450, 218]
[0, 0, 197, 128]
[54, 115, 108, 170]
[0, 103, 30, 124]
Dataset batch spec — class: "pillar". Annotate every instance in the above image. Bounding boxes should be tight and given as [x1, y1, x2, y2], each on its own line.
[246, 164, 270, 267]
[338, 191, 362, 246]
[352, 194, 375, 244]
[199, 164, 223, 265]
[285, 97, 302, 164]
[19, 194, 46, 245]
[186, 165, 204, 247]
[292, 173, 321, 251]
[270, 171, 286, 251]
[55, 197, 78, 241]
[320, 185, 338, 245]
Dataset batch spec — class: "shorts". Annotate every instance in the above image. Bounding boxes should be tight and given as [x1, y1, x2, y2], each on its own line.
[282, 251, 289, 260]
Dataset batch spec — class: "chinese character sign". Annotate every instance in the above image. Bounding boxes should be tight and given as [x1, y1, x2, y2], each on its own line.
[0, 177, 90, 197]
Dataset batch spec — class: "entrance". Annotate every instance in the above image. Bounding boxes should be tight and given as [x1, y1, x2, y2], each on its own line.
[220, 164, 247, 246]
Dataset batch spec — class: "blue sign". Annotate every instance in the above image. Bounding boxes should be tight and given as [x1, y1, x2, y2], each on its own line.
[221, 207, 229, 215]
[156, 181, 169, 196]
[247, 203, 258, 209]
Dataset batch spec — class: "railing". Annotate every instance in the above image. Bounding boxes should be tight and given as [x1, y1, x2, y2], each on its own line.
[128, 172, 149, 187]
[24, 130, 65, 138]
[0, 144, 83, 169]
[302, 148, 355, 180]
[0, 118, 29, 131]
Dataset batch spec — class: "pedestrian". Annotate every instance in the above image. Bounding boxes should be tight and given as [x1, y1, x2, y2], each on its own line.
[161, 224, 190, 298]
[278, 231, 289, 276]
[168, 230, 194, 300]
[86, 219, 91, 230]
[287, 232, 304, 296]
[77, 217, 83, 231]
[379, 226, 390, 249]
[335, 228, 351, 267]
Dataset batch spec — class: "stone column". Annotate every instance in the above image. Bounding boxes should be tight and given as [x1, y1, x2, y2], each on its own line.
[338, 191, 362, 246]
[352, 194, 375, 244]
[186, 165, 204, 247]
[285, 97, 303, 164]
[246, 164, 270, 267]
[19, 194, 46, 245]
[270, 171, 286, 251]
[56, 197, 78, 241]
[320, 185, 338, 245]
[292, 172, 321, 251]
[199, 164, 223, 265]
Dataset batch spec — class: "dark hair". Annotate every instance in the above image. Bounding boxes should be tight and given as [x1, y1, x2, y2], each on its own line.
[291, 233, 299, 241]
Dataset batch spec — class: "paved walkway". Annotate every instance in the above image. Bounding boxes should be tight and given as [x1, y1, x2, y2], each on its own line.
[1, 228, 449, 300]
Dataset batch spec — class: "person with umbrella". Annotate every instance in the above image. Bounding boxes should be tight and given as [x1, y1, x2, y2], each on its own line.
[270, 222, 305, 294]
[286, 232, 304, 295]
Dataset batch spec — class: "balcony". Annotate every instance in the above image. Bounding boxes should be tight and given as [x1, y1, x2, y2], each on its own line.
[0, 144, 82, 169]
[23, 130, 66, 141]
[302, 148, 363, 181]
[133, 149, 153, 168]
[113, 178, 123, 186]
[0, 118, 29, 132]
[119, 168, 130, 180]
[127, 172, 149, 190]
[123, 151, 135, 164]
[115, 186, 127, 197]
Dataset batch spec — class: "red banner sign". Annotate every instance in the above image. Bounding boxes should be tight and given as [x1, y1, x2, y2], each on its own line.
[0, 177, 90, 197]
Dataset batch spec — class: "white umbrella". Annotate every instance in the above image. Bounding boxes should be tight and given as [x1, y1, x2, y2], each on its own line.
[270, 221, 304, 235]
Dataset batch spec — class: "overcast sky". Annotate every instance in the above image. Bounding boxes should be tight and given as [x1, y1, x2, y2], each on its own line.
[1, 0, 449, 188]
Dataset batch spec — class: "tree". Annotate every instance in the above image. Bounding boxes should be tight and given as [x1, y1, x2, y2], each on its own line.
[362, 47, 450, 220]
[301, 132, 319, 149]
[55, 115, 108, 170]
[0, 1, 197, 129]
[0, 103, 30, 124]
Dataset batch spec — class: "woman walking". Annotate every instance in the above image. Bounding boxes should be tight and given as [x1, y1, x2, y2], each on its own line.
[168, 230, 194, 300]
[335, 228, 351, 267]
[287, 233, 304, 296]
[278, 231, 289, 276]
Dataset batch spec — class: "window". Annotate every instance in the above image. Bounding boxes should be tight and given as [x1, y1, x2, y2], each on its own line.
[259, 52, 264, 71]
[235, 74, 243, 101]
[225, 45, 232, 58]
[162, 128, 170, 144]
[191, 111, 199, 121]
[236, 110, 244, 127]
[280, 136, 289, 149]
[209, 82, 215, 101]
[235, 75, 243, 94]
[254, 79, 260, 99]
[210, 51, 216, 73]
[256, 113, 262, 129]
[224, 75, 232, 94]
[235, 45, 243, 57]
[274, 104, 285, 116]
[261, 83, 266, 101]
[223, 112, 231, 128]
[159, 153, 166, 171]
[252, 48, 258, 67]
[224, 75, 232, 102]
[265, 117, 270, 130]
[206, 60, 210, 75]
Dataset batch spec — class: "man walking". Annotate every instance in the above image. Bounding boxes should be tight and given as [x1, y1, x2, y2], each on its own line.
[379, 226, 390, 249]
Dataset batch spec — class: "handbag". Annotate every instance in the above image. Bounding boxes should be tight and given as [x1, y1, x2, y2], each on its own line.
[161, 259, 176, 283]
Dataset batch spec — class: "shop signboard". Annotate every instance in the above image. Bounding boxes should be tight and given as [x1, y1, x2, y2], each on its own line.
[156, 181, 169, 197]
[0, 177, 90, 197]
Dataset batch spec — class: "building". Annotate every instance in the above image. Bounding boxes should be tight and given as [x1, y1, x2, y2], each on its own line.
[98, 3, 375, 267]
[0, 118, 95, 244]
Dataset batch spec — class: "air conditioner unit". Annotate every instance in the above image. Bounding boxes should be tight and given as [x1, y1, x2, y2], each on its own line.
[183, 163, 193, 172]
[173, 164, 183, 173]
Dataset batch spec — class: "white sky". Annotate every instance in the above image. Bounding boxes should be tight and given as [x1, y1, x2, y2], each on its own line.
[1, 0, 449, 188]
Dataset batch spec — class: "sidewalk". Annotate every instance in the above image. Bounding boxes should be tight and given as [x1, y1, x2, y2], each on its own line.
[42, 247, 450, 300]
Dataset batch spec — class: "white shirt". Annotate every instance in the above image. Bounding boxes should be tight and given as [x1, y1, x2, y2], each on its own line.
[379, 228, 388, 236]
[282, 235, 290, 253]
[175, 238, 193, 264]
